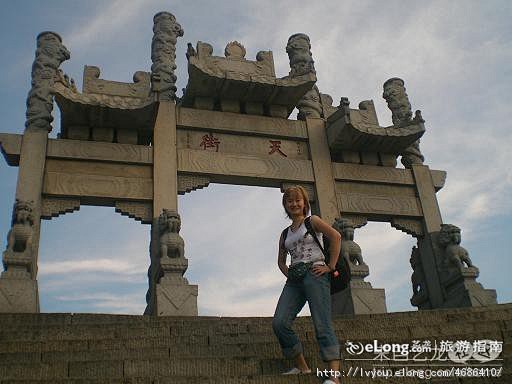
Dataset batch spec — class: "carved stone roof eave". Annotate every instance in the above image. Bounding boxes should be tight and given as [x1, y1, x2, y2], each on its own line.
[181, 60, 316, 117]
[53, 83, 157, 145]
[53, 82, 155, 110]
[326, 108, 425, 154]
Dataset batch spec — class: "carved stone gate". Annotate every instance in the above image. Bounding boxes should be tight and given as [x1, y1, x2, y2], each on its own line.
[0, 12, 496, 315]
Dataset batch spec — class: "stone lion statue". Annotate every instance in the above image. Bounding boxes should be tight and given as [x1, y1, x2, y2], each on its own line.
[333, 218, 366, 266]
[6, 200, 34, 254]
[158, 209, 184, 259]
[438, 224, 474, 270]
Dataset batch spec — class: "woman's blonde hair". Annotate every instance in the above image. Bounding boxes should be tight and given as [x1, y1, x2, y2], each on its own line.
[282, 185, 310, 219]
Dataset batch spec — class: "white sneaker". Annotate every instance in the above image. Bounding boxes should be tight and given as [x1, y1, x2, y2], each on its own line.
[282, 367, 312, 375]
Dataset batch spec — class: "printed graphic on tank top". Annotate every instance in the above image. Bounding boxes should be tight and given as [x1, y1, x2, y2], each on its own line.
[284, 221, 325, 266]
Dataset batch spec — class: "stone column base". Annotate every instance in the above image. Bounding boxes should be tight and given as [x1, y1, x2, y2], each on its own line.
[442, 280, 497, 308]
[331, 282, 387, 315]
[440, 267, 497, 308]
[155, 282, 198, 316]
[465, 280, 497, 307]
[0, 277, 39, 313]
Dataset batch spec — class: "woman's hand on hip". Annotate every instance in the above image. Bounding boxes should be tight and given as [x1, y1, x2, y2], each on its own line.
[311, 264, 330, 277]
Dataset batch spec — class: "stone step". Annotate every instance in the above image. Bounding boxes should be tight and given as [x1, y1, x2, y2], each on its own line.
[0, 355, 509, 381]
[1, 304, 510, 328]
[0, 328, 502, 363]
[0, 345, 300, 361]
[1, 342, 509, 372]
[0, 305, 504, 334]
[0, 321, 502, 346]
[0, 358, 336, 379]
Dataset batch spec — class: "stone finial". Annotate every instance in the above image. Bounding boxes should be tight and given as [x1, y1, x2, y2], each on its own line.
[286, 33, 316, 76]
[25, 31, 70, 132]
[383, 77, 412, 126]
[438, 224, 476, 271]
[286, 33, 322, 120]
[383, 78, 425, 168]
[224, 41, 246, 59]
[151, 12, 184, 101]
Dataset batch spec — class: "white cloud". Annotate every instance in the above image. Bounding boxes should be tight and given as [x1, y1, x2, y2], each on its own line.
[66, 0, 148, 51]
[55, 292, 145, 314]
[40, 273, 144, 291]
[39, 259, 143, 276]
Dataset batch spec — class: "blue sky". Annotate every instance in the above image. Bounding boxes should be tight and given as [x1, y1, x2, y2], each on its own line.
[0, 1, 510, 315]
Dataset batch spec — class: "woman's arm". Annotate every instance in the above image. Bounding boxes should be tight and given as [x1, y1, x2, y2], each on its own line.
[310, 215, 342, 276]
[277, 232, 288, 277]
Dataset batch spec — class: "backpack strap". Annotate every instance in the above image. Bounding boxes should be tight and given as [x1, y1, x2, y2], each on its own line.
[280, 226, 289, 251]
[304, 216, 327, 256]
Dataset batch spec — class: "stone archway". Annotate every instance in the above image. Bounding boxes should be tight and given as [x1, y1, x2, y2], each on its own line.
[0, 11, 496, 316]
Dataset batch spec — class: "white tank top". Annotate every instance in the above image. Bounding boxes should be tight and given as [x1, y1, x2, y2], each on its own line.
[284, 219, 325, 266]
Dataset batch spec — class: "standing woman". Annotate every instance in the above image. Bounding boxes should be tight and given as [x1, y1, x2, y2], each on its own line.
[272, 186, 342, 384]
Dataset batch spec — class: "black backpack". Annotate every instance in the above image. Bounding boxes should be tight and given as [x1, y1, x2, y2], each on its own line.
[281, 217, 351, 294]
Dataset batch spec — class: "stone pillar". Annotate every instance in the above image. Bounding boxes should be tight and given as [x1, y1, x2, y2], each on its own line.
[305, 118, 386, 314]
[305, 117, 338, 225]
[411, 164, 445, 308]
[144, 12, 196, 316]
[151, 12, 183, 101]
[144, 102, 197, 316]
[0, 32, 69, 313]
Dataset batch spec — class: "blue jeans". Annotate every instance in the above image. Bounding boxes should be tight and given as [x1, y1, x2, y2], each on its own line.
[272, 270, 340, 362]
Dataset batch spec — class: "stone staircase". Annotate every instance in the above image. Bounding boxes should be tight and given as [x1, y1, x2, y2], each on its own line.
[0, 304, 510, 383]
